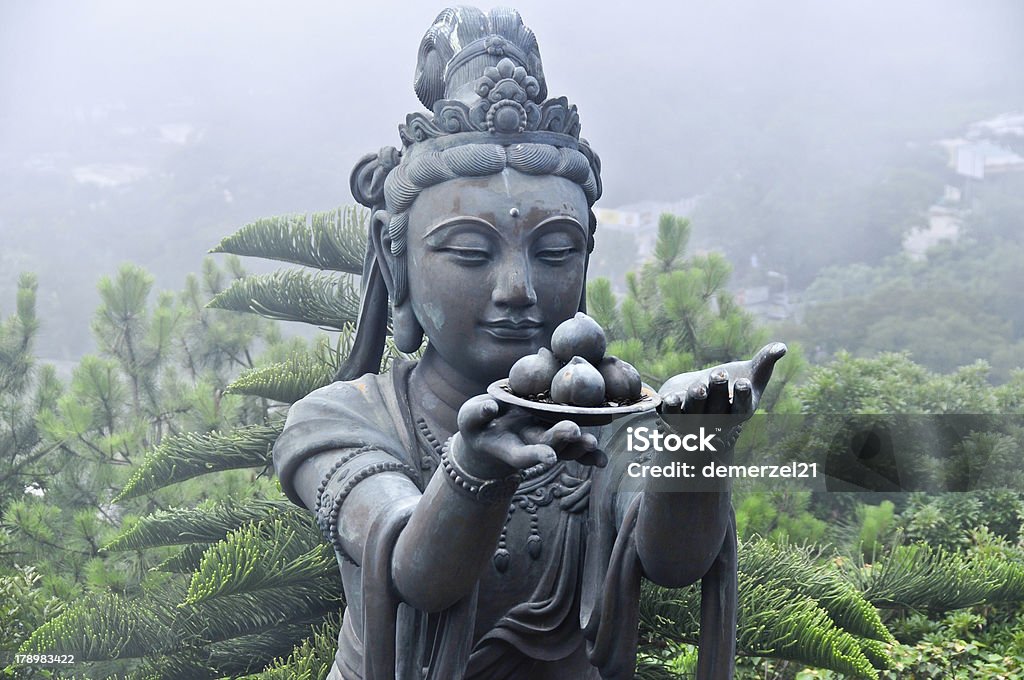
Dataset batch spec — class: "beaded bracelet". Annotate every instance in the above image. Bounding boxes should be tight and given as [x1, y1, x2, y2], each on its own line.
[313, 446, 376, 528]
[440, 436, 522, 504]
[312, 446, 416, 554]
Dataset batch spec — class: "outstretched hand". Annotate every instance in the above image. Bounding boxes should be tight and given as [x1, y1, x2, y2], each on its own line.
[657, 342, 787, 423]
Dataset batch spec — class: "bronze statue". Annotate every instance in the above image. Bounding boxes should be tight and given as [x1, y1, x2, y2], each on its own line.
[273, 7, 785, 679]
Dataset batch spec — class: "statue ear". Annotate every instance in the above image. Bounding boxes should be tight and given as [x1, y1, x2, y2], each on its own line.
[370, 211, 424, 353]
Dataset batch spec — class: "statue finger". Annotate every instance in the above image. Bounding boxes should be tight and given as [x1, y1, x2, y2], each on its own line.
[505, 443, 558, 470]
[750, 342, 787, 392]
[659, 392, 683, 416]
[576, 447, 608, 468]
[683, 381, 708, 415]
[706, 369, 730, 414]
[732, 378, 753, 416]
[538, 420, 583, 451]
[457, 395, 501, 434]
[554, 432, 599, 461]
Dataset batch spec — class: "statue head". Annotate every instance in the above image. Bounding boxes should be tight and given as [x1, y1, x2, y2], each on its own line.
[339, 6, 602, 384]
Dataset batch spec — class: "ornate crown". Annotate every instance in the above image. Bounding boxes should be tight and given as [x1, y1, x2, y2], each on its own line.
[398, 10, 582, 157]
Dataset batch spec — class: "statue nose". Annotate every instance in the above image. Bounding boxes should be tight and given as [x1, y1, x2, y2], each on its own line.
[492, 262, 537, 307]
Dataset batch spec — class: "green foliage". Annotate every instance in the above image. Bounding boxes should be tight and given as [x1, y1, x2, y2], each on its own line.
[211, 206, 367, 274]
[226, 336, 346, 403]
[207, 269, 361, 331]
[900, 491, 1024, 551]
[739, 540, 892, 644]
[237, 615, 340, 680]
[0, 565, 65, 655]
[857, 502, 896, 562]
[789, 236, 1024, 376]
[738, 582, 881, 678]
[640, 537, 893, 678]
[21, 581, 188, 663]
[114, 423, 283, 502]
[735, 491, 827, 545]
[183, 516, 334, 605]
[588, 214, 771, 386]
[0, 274, 62, 505]
[878, 605, 1024, 679]
[795, 351, 1001, 415]
[5, 213, 359, 677]
[0, 258, 297, 679]
[849, 543, 1019, 612]
[105, 499, 297, 552]
[22, 515, 341, 675]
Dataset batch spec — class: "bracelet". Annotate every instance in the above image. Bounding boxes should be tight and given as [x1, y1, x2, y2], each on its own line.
[440, 436, 522, 504]
[314, 449, 417, 559]
[313, 446, 376, 524]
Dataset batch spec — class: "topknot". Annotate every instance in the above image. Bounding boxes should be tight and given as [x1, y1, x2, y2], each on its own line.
[414, 6, 547, 108]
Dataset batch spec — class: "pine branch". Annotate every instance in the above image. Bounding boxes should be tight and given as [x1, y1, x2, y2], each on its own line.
[210, 207, 367, 274]
[207, 270, 361, 330]
[187, 580, 342, 645]
[158, 542, 213, 573]
[104, 499, 299, 552]
[637, 538, 893, 678]
[226, 337, 348, 403]
[125, 621, 329, 680]
[20, 581, 188, 661]
[737, 582, 880, 679]
[114, 422, 283, 502]
[184, 517, 335, 605]
[206, 621, 329, 677]
[850, 544, 1000, 612]
[20, 578, 340, 666]
[739, 540, 892, 642]
[238, 615, 340, 680]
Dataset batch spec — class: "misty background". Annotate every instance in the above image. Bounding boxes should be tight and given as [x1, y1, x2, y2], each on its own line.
[2, 0, 1023, 368]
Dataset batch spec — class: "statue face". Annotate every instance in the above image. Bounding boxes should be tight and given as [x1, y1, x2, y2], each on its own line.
[405, 169, 589, 385]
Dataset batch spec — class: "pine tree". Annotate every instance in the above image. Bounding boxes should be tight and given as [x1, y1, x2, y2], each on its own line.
[0, 274, 66, 656]
[587, 214, 804, 412]
[4, 258, 294, 677]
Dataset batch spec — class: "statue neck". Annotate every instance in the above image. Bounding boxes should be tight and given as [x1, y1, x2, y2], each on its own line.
[408, 346, 487, 438]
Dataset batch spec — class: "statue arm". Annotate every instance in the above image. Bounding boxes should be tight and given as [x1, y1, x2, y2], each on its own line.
[274, 380, 514, 613]
[288, 446, 513, 613]
[622, 343, 786, 588]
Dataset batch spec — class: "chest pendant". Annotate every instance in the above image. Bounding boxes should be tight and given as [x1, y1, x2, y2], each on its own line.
[492, 461, 585, 573]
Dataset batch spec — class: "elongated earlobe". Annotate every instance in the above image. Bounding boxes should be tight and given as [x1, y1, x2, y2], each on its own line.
[392, 304, 424, 352]
[371, 210, 424, 353]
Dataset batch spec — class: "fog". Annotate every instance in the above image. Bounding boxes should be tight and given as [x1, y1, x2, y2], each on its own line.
[2, 0, 1022, 359]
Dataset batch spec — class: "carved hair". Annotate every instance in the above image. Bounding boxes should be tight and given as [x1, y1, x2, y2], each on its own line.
[414, 6, 546, 109]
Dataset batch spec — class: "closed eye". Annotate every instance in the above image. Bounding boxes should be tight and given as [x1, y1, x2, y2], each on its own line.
[441, 247, 491, 265]
[536, 247, 578, 264]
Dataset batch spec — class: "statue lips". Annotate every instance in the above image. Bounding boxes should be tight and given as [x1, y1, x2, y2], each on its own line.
[480, 318, 543, 340]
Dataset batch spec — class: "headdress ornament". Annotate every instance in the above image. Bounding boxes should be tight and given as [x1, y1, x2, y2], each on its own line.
[400, 51, 581, 156]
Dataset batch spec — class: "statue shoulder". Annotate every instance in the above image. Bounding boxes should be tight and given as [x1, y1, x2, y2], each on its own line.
[274, 369, 412, 505]
[285, 372, 392, 426]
